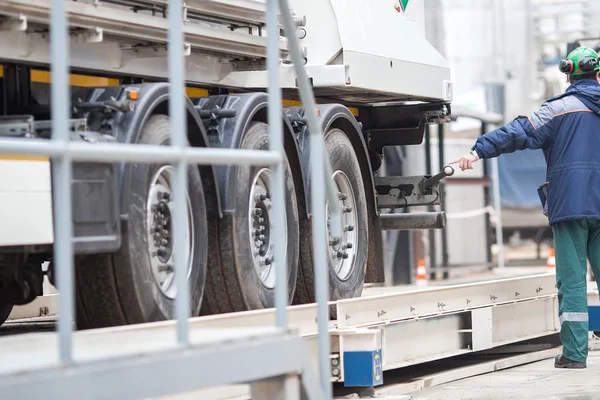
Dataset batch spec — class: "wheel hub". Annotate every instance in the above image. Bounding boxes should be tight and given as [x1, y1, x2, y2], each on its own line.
[327, 170, 357, 281]
[146, 166, 194, 299]
[248, 168, 285, 289]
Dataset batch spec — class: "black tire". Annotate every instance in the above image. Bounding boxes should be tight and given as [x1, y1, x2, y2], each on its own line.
[0, 303, 13, 327]
[293, 128, 368, 309]
[75, 114, 208, 329]
[200, 121, 299, 313]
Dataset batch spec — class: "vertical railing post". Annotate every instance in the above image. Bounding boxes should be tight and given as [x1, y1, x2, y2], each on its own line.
[167, 0, 190, 345]
[266, 0, 289, 329]
[491, 157, 505, 270]
[277, 0, 333, 397]
[50, 0, 74, 365]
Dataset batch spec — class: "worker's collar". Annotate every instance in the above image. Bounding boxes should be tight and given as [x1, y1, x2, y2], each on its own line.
[570, 79, 600, 88]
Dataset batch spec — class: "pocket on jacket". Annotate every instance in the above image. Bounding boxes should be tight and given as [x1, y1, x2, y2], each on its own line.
[537, 182, 549, 216]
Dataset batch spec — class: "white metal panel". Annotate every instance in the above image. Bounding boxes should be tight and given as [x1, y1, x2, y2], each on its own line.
[323, 0, 452, 101]
[287, 0, 342, 65]
[381, 312, 471, 370]
[336, 274, 557, 328]
[169, 0, 455, 101]
[491, 297, 560, 346]
[342, 51, 452, 101]
[0, 159, 53, 245]
[471, 307, 493, 351]
[340, 328, 381, 352]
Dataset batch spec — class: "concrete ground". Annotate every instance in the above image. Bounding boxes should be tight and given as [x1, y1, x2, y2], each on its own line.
[409, 352, 600, 400]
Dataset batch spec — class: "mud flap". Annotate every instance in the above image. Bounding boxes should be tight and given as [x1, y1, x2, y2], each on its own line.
[67, 131, 120, 254]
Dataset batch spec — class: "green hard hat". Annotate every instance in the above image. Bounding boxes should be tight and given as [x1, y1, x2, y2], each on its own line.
[559, 46, 600, 76]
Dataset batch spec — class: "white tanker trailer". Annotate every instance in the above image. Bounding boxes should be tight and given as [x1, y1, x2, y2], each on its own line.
[0, 0, 453, 328]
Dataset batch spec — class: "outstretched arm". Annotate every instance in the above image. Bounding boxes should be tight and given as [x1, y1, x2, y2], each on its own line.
[450, 102, 555, 171]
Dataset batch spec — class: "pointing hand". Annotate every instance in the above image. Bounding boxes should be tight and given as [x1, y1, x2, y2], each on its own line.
[448, 153, 479, 171]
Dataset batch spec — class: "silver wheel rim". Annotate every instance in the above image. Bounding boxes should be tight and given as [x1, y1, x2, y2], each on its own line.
[146, 165, 194, 299]
[327, 170, 357, 281]
[248, 168, 285, 289]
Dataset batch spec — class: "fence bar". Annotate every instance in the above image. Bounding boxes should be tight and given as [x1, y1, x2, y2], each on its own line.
[266, 0, 288, 329]
[278, 0, 332, 397]
[50, 0, 74, 364]
[0, 139, 281, 165]
[167, 0, 190, 345]
[490, 157, 505, 270]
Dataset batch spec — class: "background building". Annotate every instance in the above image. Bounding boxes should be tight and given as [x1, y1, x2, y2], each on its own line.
[385, 0, 600, 282]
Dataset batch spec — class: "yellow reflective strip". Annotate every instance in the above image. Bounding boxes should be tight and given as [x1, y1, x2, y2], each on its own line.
[0, 66, 360, 116]
[0, 155, 49, 162]
[186, 87, 209, 98]
[30, 70, 119, 87]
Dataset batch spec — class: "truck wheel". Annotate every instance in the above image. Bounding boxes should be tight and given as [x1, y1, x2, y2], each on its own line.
[203, 121, 299, 313]
[75, 114, 208, 329]
[294, 128, 368, 308]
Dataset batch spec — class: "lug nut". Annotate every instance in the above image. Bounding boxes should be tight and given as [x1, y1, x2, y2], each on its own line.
[158, 191, 170, 201]
[153, 225, 162, 233]
[345, 243, 353, 249]
[344, 225, 355, 232]
[342, 252, 349, 259]
[254, 208, 263, 216]
[338, 193, 347, 200]
[264, 257, 272, 265]
[329, 238, 340, 246]
[343, 206, 353, 213]
[158, 264, 173, 273]
[156, 248, 167, 257]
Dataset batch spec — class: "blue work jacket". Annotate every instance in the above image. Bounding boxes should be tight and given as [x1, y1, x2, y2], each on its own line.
[472, 79, 600, 226]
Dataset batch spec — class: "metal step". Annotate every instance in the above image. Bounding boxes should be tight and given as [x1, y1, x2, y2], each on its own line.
[379, 212, 446, 231]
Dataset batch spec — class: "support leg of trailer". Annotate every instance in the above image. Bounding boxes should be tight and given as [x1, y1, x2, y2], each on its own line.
[251, 374, 301, 400]
[438, 124, 449, 280]
[424, 125, 437, 281]
[481, 122, 494, 268]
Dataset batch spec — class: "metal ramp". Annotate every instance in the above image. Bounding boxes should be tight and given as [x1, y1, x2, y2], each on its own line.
[0, 324, 324, 399]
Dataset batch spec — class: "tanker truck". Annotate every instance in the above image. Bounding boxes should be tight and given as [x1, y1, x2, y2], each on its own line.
[0, 0, 453, 328]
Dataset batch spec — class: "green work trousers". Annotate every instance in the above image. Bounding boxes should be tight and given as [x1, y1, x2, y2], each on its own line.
[553, 219, 600, 362]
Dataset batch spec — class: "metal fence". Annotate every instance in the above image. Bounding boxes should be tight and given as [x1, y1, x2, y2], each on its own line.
[0, 0, 340, 398]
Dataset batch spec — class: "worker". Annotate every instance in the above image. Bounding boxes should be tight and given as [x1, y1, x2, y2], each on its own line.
[450, 46, 600, 369]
